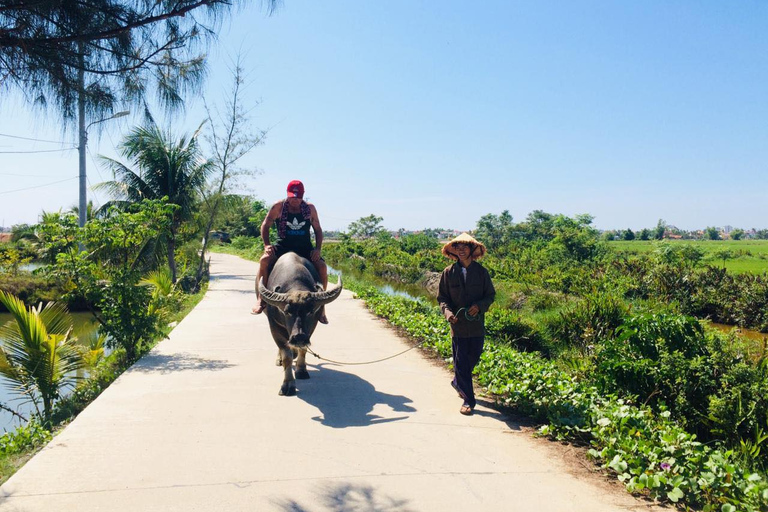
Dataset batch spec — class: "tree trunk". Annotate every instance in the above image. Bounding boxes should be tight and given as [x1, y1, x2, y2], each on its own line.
[169, 226, 177, 284]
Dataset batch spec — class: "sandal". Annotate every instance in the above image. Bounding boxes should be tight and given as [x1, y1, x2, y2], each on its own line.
[460, 404, 473, 416]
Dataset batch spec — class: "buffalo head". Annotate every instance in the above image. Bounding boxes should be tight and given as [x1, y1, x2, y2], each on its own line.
[258, 276, 342, 347]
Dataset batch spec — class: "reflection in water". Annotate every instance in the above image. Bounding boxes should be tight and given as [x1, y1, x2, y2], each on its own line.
[709, 322, 767, 343]
[327, 264, 434, 303]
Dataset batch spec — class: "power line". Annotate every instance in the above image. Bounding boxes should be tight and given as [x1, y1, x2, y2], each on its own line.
[0, 177, 78, 195]
[0, 133, 72, 145]
[0, 148, 76, 154]
[0, 173, 61, 177]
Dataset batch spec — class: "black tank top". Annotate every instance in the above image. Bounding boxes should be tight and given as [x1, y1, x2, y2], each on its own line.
[275, 201, 313, 252]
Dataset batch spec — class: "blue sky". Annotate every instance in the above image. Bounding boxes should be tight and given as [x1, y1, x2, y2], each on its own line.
[1, 0, 766, 232]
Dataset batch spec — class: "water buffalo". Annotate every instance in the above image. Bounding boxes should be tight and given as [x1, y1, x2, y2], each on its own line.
[258, 252, 343, 396]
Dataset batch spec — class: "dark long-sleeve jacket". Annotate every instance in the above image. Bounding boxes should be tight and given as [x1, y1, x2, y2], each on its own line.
[437, 261, 495, 338]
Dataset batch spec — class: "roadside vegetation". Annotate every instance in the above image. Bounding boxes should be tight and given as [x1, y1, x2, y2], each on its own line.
[283, 210, 767, 512]
[0, 199, 211, 483]
[0, 64, 263, 482]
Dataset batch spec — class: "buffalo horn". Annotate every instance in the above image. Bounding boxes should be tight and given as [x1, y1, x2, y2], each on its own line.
[258, 277, 289, 307]
[309, 276, 343, 306]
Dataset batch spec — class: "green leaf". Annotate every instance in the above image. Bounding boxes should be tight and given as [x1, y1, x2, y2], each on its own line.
[666, 487, 684, 502]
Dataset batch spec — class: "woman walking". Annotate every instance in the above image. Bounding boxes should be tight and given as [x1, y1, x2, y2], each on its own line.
[437, 233, 495, 415]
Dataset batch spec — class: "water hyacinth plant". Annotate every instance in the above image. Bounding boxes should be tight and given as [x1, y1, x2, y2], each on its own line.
[347, 281, 768, 512]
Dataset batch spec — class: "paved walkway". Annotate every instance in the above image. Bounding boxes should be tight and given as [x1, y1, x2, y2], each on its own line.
[0, 253, 663, 512]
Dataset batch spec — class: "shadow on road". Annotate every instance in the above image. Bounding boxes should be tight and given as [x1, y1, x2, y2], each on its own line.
[276, 482, 415, 512]
[297, 364, 415, 428]
[206, 288, 255, 295]
[210, 273, 256, 281]
[130, 353, 235, 374]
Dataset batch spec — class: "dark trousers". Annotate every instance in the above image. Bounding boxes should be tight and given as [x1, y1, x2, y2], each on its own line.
[451, 336, 484, 408]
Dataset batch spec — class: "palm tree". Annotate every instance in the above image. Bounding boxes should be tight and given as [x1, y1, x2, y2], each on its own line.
[97, 121, 214, 282]
[0, 291, 84, 425]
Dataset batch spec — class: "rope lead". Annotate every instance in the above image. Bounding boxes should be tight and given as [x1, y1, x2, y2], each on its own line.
[306, 346, 417, 365]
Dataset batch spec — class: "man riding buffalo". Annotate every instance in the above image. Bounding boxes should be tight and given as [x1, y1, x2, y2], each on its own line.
[252, 180, 329, 324]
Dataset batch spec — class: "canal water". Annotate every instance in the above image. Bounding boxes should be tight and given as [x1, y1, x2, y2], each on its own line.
[709, 322, 767, 344]
[327, 263, 434, 304]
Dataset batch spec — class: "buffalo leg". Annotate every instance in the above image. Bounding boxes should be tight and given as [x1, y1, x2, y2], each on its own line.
[278, 345, 296, 396]
[295, 348, 310, 380]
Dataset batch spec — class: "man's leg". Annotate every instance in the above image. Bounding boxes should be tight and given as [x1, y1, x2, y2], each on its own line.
[314, 259, 329, 324]
[453, 336, 484, 411]
[252, 252, 276, 314]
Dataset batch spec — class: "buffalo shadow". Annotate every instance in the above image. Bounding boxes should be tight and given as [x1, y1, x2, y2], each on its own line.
[276, 482, 415, 512]
[296, 364, 415, 428]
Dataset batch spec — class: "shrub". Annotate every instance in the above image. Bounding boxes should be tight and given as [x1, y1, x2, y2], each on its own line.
[0, 421, 51, 456]
[544, 292, 627, 354]
[485, 307, 541, 352]
[596, 315, 718, 433]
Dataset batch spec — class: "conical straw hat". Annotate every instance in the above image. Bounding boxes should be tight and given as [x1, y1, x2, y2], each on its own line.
[441, 232, 487, 260]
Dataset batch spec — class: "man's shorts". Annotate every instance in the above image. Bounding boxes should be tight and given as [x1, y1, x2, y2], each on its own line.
[273, 243, 323, 262]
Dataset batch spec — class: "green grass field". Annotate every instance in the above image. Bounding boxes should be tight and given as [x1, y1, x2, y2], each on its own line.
[608, 240, 768, 274]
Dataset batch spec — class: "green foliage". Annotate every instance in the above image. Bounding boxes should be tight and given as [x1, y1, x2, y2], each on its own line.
[98, 120, 214, 282]
[348, 282, 768, 511]
[0, 247, 32, 276]
[347, 214, 385, 239]
[0, 292, 84, 424]
[705, 226, 722, 240]
[208, 196, 265, 239]
[217, 235, 265, 262]
[39, 200, 176, 361]
[0, 274, 61, 312]
[544, 292, 628, 354]
[596, 315, 717, 430]
[485, 307, 541, 352]
[399, 233, 440, 255]
[0, 421, 51, 456]
[0, 0, 257, 123]
[475, 210, 514, 250]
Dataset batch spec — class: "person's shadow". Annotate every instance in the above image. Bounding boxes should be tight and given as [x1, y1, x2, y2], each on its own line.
[297, 364, 415, 428]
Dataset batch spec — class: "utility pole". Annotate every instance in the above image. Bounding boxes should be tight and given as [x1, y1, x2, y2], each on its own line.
[76, 103, 129, 228]
[76, 44, 129, 229]
[77, 50, 87, 229]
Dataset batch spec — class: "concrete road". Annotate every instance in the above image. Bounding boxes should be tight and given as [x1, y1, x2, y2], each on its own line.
[0, 253, 663, 512]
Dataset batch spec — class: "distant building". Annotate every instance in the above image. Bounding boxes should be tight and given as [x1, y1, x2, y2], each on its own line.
[0, 233, 11, 243]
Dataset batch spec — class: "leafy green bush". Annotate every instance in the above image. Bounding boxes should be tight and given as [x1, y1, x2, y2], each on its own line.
[485, 308, 541, 352]
[0, 421, 51, 455]
[0, 273, 63, 311]
[543, 292, 627, 354]
[596, 314, 717, 433]
[348, 282, 768, 511]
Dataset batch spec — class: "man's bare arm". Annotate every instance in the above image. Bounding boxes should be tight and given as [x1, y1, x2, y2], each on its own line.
[310, 204, 323, 251]
[261, 201, 282, 252]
